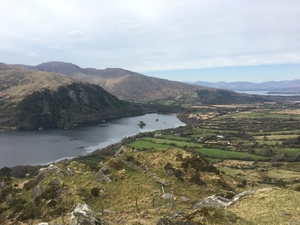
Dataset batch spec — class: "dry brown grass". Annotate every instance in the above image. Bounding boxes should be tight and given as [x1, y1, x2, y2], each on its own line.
[212, 104, 262, 108]
[228, 188, 300, 225]
[0, 147, 240, 224]
[3, 146, 300, 225]
[215, 160, 256, 167]
[273, 109, 300, 115]
[188, 112, 215, 120]
[0, 66, 75, 102]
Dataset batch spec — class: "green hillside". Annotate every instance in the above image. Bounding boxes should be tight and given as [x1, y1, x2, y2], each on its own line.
[16, 82, 143, 129]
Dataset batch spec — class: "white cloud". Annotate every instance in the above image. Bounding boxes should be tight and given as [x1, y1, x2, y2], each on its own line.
[27, 53, 39, 57]
[48, 45, 60, 49]
[32, 38, 42, 43]
[67, 30, 86, 39]
[0, 0, 299, 81]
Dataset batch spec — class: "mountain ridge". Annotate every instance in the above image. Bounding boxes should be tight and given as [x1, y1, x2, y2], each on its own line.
[0, 63, 144, 130]
[13, 61, 207, 102]
[190, 80, 300, 91]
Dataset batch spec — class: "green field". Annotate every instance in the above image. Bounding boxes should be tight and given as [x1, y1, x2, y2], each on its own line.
[144, 137, 203, 148]
[157, 134, 191, 142]
[195, 148, 266, 160]
[277, 148, 300, 155]
[128, 136, 267, 161]
[128, 140, 174, 149]
[222, 111, 300, 119]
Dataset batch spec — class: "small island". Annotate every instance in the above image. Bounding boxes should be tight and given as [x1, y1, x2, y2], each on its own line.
[139, 120, 146, 128]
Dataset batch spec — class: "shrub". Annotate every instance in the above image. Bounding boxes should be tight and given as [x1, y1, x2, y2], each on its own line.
[23, 180, 38, 191]
[176, 153, 183, 161]
[91, 187, 100, 197]
[294, 185, 300, 192]
[164, 163, 173, 171]
[0, 207, 7, 215]
[189, 172, 206, 186]
[46, 199, 57, 207]
[17, 206, 42, 221]
[107, 158, 123, 170]
[126, 155, 141, 166]
[49, 206, 67, 217]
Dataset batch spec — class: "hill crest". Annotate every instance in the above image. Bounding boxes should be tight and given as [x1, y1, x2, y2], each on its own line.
[14, 61, 206, 102]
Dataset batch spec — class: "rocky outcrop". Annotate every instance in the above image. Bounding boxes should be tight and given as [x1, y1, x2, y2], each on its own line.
[58, 172, 65, 179]
[69, 202, 106, 225]
[0, 181, 5, 189]
[66, 168, 74, 176]
[114, 146, 126, 156]
[6, 193, 13, 205]
[32, 184, 42, 198]
[157, 218, 174, 225]
[181, 196, 189, 202]
[162, 193, 173, 199]
[50, 178, 59, 186]
[94, 169, 112, 183]
[36, 164, 60, 183]
[114, 146, 144, 172]
[118, 157, 143, 171]
[193, 190, 257, 209]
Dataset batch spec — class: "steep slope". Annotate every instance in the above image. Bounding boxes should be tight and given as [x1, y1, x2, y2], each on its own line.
[0, 63, 75, 103]
[0, 63, 76, 129]
[12, 62, 280, 107]
[15, 62, 207, 102]
[0, 63, 143, 130]
[1, 144, 299, 224]
[0, 146, 240, 224]
[16, 83, 143, 129]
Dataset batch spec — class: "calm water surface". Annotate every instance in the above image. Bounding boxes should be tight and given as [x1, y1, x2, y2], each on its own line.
[235, 90, 300, 96]
[0, 114, 185, 167]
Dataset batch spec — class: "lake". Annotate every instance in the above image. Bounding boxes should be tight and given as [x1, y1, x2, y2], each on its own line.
[235, 90, 300, 96]
[0, 113, 185, 168]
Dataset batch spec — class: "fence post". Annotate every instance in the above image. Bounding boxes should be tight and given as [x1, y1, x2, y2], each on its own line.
[135, 197, 138, 212]
[152, 197, 155, 208]
[171, 190, 174, 210]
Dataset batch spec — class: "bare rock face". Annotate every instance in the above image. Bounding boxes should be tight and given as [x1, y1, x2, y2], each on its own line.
[69, 202, 106, 225]
[0, 181, 5, 189]
[31, 184, 42, 198]
[66, 168, 74, 176]
[94, 169, 112, 183]
[36, 164, 60, 183]
[162, 193, 173, 199]
[114, 146, 126, 156]
[6, 193, 13, 205]
[58, 172, 65, 179]
[193, 190, 257, 209]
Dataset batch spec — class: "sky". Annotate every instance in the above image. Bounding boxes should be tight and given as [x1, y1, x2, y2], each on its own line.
[1, 0, 300, 83]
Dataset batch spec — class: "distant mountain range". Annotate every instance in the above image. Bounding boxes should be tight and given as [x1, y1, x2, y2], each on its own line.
[189, 80, 300, 91]
[2, 61, 293, 130]
[14, 61, 205, 102]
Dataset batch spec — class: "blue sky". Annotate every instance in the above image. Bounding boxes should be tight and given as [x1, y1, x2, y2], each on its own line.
[1, 0, 299, 82]
[145, 64, 300, 83]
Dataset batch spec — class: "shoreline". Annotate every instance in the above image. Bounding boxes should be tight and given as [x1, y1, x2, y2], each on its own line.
[1, 113, 186, 171]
